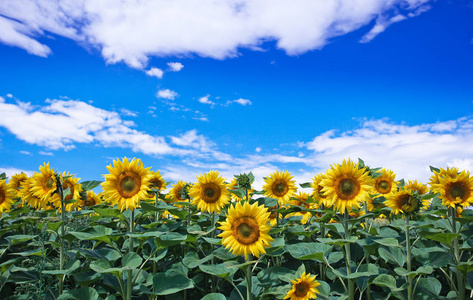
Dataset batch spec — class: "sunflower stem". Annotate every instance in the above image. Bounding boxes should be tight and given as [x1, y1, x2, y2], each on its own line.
[56, 174, 65, 296]
[154, 191, 160, 222]
[127, 210, 135, 300]
[406, 215, 413, 300]
[319, 204, 326, 281]
[364, 202, 371, 300]
[451, 206, 465, 300]
[246, 255, 252, 300]
[344, 209, 354, 300]
[276, 203, 280, 227]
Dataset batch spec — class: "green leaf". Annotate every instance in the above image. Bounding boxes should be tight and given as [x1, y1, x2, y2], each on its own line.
[299, 182, 311, 188]
[80, 180, 103, 191]
[374, 238, 400, 248]
[414, 249, 451, 268]
[394, 266, 433, 278]
[331, 264, 379, 279]
[93, 207, 126, 221]
[378, 247, 406, 268]
[182, 251, 214, 269]
[417, 277, 442, 296]
[5, 234, 36, 245]
[201, 293, 226, 300]
[78, 248, 122, 262]
[429, 166, 440, 173]
[57, 287, 99, 300]
[199, 261, 239, 281]
[122, 252, 142, 269]
[257, 266, 293, 287]
[68, 226, 113, 245]
[152, 273, 194, 295]
[285, 242, 332, 261]
[155, 232, 188, 249]
[422, 232, 460, 247]
[372, 274, 404, 292]
[74, 271, 102, 286]
[43, 259, 81, 275]
[455, 261, 473, 273]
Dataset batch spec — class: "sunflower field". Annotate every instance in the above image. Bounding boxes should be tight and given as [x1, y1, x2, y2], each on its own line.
[0, 157, 472, 300]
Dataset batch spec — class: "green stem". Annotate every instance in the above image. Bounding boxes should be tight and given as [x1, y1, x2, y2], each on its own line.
[127, 210, 135, 300]
[276, 203, 280, 227]
[57, 175, 65, 296]
[344, 209, 354, 300]
[319, 204, 326, 281]
[406, 215, 412, 300]
[451, 207, 465, 300]
[155, 192, 160, 222]
[246, 256, 252, 300]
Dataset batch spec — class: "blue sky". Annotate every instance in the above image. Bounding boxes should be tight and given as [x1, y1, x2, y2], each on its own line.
[0, 0, 472, 188]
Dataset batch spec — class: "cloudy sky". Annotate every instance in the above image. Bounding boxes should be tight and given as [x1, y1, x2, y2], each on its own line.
[0, 0, 472, 189]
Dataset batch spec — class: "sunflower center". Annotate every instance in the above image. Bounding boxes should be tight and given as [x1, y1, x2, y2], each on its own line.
[401, 194, 419, 214]
[117, 171, 141, 198]
[45, 177, 55, 190]
[150, 178, 163, 190]
[201, 183, 221, 203]
[0, 189, 5, 205]
[233, 217, 260, 245]
[272, 180, 289, 197]
[377, 180, 391, 193]
[448, 182, 468, 202]
[336, 178, 360, 200]
[294, 282, 309, 297]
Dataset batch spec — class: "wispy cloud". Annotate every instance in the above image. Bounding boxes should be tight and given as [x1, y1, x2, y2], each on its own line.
[0, 167, 34, 178]
[145, 67, 164, 79]
[226, 98, 252, 106]
[198, 95, 215, 106]
[156, 89, 178, 100]
[0, 0, 432, 68]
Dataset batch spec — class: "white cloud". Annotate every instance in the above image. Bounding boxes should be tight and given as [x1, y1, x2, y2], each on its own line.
[0, 167, 34, 178]
[0, 97, 4, 103]
[145, 67, 164, 79]
[198, 95, 215, 105]
[6, 94, 12, 98]
[156, 89, 178, 100]
[167, 62, 184, 72]
[304, 117, 473, 183]
[255, 147, 262, 153]
[39, 151, 53, 156]
[228, 98, 252, 106]
[0, 0, 432, 68]
[119, 108, 138, 117]
[19, 150, 31, 155]
[360, 14, 408, 43]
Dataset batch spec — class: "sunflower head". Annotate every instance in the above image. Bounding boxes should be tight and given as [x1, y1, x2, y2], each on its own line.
[30, 163, 57, 202]
[166, 180, 189, 203]
[80, 191, 103, 207]
[431, 170, 473, 208]
[101, 157, 152, 211]
[429, 167, 459, 186]
[8, 173, 29, 197]
[20, 178, 46, 209]
[385, 188, 422, 215]
[372, 168, 397, 195]
[0, 180, 14, 214]
[321, 159, 372, 213]
[284, 271, 321, 300]
[189, 171, 230, 214]
[147, 171, 167, 199]
[311, 173, 329, 208]
[287, 192, 316, 224]
[262, 170, 297, 205]
[218, 201, 274, 259]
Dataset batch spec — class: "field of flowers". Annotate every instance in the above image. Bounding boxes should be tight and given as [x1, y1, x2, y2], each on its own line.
[0, 157, 472, 300]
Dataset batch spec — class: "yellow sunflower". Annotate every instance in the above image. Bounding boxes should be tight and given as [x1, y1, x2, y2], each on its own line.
[385, 188, 422, 215]
[284, 272, 321, 300]
[8, 173, 29, 197]
[372, 168, 397, 195]
[218, 201, 274, 259]
[431, 170, 473, 208]
[189, 171, 230, 214]
[287, 192, 316, 224]
[30, 163, 57, 202]
[263, 170, 297, 205]
[146, 170, 167, 200]
[166, 180, 189, 203]
[429, 167, 459, 186]
[228, 178, 255, 202]
[79, 191, 103, 208]
[268, 205, 281, 227]
[310, 173, 329, 208]
[54, 172, 82, 211]
[320, 159, 372, 213]
[20, 178, 46, 209]
[101, 157, 152, 211]
[0, 179, 14, 214]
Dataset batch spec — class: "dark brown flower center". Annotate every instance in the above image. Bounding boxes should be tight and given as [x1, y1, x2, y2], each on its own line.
[45, 177, 55, 190]
[447, 182, 468, 202]
[400, 194, 419, 214]
[233, 217, 260, 245]
[272, 180, 289, 197]
[377, 179, 391, 193]
[201, 183, 221, 203]
[0, 188, 5, 205]
[336, 178, 360, 200]
[295, 282, 309, 297]
[117, 171, 141, 198]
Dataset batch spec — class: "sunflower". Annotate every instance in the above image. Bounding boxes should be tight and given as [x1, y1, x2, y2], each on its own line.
[20, 178, 46, 209]
[284, 272, 321, 300]
[166, 180, 189, 204]
[54, 172, 82, 211]
[101, 157, 152, 211]
[8, 173, 29, 197]
[429, 167, 459, 186]
[30, 163, 57, 202]
[287, 192, 316, 224]
[228, 178, 254, 202]
[372, 168, 397, 195]
[320, 159, 372, 213]
[146, 170, 167, 200]
[385, 188, 422, 215]
[310, 173, 329, 208]
[0, 180, 14, 214]
[263, 170, 297, 205]
[431, 170, 473, 208]
[189, 171, 230, 214]
[268, 205, 280, 227]
[79, 191, 103, 208]
[218, 201, 274, 259]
